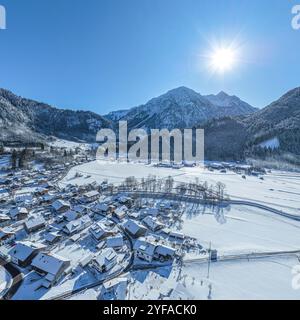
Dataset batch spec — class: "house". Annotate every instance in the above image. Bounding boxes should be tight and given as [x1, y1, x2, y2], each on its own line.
[9, 207, 29, 221]
[122, 219, 147, 238]
[24, 216, 46, 233]
[0, 214, 11, 227]
[142, 216, 164, 232]
[134, 238, 176, 263]
[8, 241, 46, 267]
[139, 207, 159, 218]
[92, 203, 109, 214]
[133, 238, 156, 263]
[31, 252, 71, 288]
[155, 244, 176, 262]
[14, 190, 33, 203]
[89, 220, 117, 241]
[44, 231, 62, 244]
[0, 229, 15, 245]
[63, 210, 80, 222]
[82, 190, 99, 203]
[169, 231, 185, 243]
[113, 206, 127, 220]
[93, 248, 117, 273]
[63, 215, 92, 235]
[51, 200, 71, 214]
[106, 235, 124, 250]
[99, 277, 128, 300]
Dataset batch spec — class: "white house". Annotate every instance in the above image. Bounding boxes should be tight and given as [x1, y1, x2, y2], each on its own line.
[133, 238, 156, 263]
[82, 190, 99, 203]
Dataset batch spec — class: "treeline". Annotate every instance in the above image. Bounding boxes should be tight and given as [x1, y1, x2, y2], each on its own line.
[116, 175, 228, 202]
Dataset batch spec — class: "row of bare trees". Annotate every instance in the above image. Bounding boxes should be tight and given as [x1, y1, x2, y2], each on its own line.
[116, 175, 228, 202]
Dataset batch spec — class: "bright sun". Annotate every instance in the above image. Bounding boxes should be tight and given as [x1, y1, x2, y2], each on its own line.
[209, 47, 237, 73]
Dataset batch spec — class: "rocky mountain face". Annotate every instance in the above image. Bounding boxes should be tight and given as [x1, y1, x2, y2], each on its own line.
[0, 89, 112, 144]
[203, 87, 300, 160]
[106, 86, 257, 130]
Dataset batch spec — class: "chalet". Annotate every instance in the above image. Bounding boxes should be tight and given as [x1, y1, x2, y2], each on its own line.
[99, 277, 127, 300]
[122, 219, 147, 238]
[24, 216, 46, 233]
[106, 235, 124, 250]
[82, 190, 99, 203]
[0, 229, 15, 245]
[93, 248, 117, 273]
[0, 214, 11, 227]
[63, 215, 92, 235]
[8, 241, 46, 267]
[51, 200, 71, 214]
[113, 206, 127, 220]
[155, 244, 176, 262]
[89, 220, 117, 241]
[142, 216, 164, 232]
[9, 207, 29, 221]
[31, 252, 71, 288]
[44, 231, 62, 244]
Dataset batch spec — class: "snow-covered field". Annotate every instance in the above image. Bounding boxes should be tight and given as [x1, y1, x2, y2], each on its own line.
[179, 205, 300, 255]
[60, 160, 300, 215]
[181, 255, 300, 300]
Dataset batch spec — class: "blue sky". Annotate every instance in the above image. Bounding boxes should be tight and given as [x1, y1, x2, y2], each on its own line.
[0, 0, 299, 114]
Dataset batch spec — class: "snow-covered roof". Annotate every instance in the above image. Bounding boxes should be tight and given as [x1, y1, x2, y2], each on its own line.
[142, 216, 163, 230]
[8, 241, 45, 262]
[123, 219, 146, 236]
[64, 215, 92, 234]
[31, 252, 70, 276]
[63, 210, 80, 222]
[9, 207, 28, 218]
[83, 190, 99, 198]
[51, 200, 70, 211]
[44, 232, 61, 243]
[24, 216, 46, 230]
[106, 235, 124, 248]
[94, 248, 117, 267]
[134, 239, 156, 256]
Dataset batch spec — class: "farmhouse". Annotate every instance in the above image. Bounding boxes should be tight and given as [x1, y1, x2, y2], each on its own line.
[31, 252, 71, 288]
[8, 241, 46, 267]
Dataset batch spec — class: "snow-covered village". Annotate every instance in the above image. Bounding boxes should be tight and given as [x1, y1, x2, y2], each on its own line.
[0, 139, 300, 301]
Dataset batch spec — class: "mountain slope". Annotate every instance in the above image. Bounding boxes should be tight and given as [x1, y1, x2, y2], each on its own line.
[0, 89, 112, 143]
[105, 86, 256, 130]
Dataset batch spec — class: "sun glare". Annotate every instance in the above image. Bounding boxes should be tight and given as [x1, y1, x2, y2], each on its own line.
[210, 47, 237, 73]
